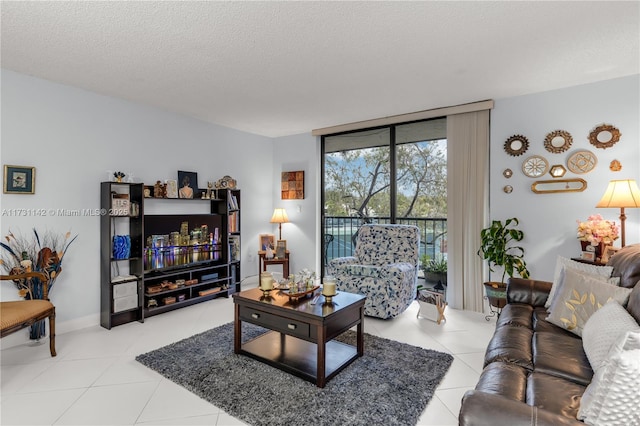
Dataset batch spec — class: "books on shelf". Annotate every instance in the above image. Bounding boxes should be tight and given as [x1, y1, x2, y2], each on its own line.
[227, 194, 239, 210]
[229, 235, 240, 262]
[229, 211, 239, 233]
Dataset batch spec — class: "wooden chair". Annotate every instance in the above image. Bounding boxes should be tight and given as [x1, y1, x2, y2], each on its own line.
[1, 272, 56, 356]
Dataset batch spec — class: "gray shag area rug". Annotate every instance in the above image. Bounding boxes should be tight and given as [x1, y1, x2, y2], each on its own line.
[136, 322, 453, 426]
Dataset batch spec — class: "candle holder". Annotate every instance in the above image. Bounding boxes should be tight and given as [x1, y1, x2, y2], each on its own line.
[261, 288, 273, 298]
[323, 294, 334, 304]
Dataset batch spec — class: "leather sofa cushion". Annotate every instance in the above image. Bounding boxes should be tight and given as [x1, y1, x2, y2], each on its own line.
[607, 243, 640, 289]
[533, 332, 593, 386]
[484, 325, 533, 369]
[627, 284, 640, 324]
[475, 362, 527, 402]
[526, 372, 586, 420]
[496, 304, 533, 328]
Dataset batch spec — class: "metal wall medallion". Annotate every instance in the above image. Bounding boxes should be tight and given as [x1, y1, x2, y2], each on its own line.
[567, 150, 597, 174]
[522, 155, 549, 178]
[504, 135, 529, 156]
[503, 169, 513, 178]
[589, 124, 621, 149]
[609, 159, 622, 172]
[503, 185, 513, 194]
[544, 130, 573, 153]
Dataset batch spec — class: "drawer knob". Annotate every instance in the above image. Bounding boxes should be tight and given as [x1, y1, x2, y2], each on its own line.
[251, 313, 260, 319]
[287, 323, 297, 330]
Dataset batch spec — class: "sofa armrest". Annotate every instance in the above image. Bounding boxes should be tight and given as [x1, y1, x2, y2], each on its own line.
[459, 390, 584, 426]
[507, 278, 553, 307]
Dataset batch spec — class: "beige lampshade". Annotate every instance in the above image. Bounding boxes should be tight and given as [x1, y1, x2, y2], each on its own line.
[596, 179, 640, 208]
[270, 208, 289, 224]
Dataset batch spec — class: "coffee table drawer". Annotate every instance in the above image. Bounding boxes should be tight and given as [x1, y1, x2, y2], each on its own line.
[239, 306, 310, 339]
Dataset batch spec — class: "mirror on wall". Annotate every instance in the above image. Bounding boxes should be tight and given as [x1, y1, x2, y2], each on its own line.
[531, 178, 587, 194]
[504, 135, 529, 157]
[589, 124, 620, 149]
[544, 130, 573, 153]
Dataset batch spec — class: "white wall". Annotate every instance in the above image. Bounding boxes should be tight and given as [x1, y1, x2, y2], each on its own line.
[490, 74, 640, 281]
[270, 133, 320, 276]
[1, 70, 275, 334]
[2, 68, 638, 339]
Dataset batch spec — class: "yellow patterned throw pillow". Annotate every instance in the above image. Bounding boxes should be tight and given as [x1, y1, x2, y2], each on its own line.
[546, 268, 632, 336]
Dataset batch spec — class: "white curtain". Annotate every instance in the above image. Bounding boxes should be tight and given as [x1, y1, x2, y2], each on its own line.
[446, 110, 490, 312]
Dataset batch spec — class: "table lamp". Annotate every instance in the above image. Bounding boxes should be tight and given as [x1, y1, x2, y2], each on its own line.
[596, 179, 640, 247]
[270, 208, 289, 240]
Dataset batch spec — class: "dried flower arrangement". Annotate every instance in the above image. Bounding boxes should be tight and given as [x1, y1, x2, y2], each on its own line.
[1, 228, 77, 339]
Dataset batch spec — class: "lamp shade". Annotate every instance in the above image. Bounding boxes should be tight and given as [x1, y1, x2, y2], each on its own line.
[270, 208, 289, 224]
[596, 179, 640, 208]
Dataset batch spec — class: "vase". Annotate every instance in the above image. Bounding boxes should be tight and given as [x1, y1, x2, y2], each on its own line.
[30, 320, 46, 340]
[580, 241, 609, 260]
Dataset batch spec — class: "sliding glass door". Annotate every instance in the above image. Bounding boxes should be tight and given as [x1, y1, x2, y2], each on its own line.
[322, 118, 447, 271]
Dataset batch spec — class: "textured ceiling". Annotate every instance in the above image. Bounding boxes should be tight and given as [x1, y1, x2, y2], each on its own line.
[1, 1, 638, 138]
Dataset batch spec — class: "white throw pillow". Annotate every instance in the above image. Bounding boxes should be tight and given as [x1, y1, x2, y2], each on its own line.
[582, 300, 640, 371]
[546, 256, 616, 308]
[578, 331, 640, 425]
[546, 268, 631, 336]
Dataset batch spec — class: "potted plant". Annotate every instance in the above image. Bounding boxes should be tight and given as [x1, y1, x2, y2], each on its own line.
[477, 218, 530, 308]
[420, 254, 447, 290]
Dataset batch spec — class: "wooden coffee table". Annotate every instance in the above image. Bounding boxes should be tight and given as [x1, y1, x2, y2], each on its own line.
[233, 287, 365, 388]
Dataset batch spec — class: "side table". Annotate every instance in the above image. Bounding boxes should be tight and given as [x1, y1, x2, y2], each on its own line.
[258, 250, 290, 278]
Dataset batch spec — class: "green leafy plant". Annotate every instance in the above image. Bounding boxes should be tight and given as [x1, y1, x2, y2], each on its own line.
[421, 255, 447, 274]
[477, 217, 530, 284]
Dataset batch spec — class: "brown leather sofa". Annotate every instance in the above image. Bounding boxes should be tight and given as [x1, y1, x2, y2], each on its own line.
[459, 244, 640, 425]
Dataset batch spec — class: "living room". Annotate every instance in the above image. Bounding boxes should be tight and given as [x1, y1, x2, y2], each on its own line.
[1, 2, 639, 425]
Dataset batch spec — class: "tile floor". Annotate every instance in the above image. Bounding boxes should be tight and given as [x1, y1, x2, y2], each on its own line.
[1, 281, 496, 425]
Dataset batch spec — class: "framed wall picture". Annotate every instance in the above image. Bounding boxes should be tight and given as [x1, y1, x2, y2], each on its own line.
[281, 171, 304, 199]
[3, 165, 35, 194]
[601, 246, 619, 263]
[165, 179, 178, 198]
[259, 234, 275, 251]
[276, 239, 287, 258]
[177, 171, 198, 199]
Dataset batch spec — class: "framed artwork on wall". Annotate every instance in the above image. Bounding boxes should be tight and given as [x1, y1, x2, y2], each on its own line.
[281, 171, 304, 199]
[3, 165, 35, 194]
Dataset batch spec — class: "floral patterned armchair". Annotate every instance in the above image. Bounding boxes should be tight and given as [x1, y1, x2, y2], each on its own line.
[327, 224, 420, 319]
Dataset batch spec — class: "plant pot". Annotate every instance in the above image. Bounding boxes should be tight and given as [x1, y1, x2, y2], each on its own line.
[424, 272, 447, 289]
[580, 241, 610, 260]
[483, 281, 507, 309]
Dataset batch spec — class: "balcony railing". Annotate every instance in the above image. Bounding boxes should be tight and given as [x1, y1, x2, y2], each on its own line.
[323, 216, 447, 264]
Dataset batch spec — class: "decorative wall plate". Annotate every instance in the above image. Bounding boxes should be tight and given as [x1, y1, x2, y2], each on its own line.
[589, 124, 620, 149]
[522, 155, 549, 178]
[544, 130, 573, 153]
[567, 150, 597, 174]
[504, 135, 529, 156]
